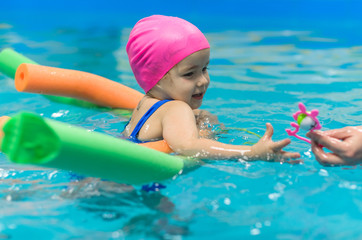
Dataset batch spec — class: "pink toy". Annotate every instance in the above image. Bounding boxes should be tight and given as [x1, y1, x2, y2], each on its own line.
[286, 102, 322, 143]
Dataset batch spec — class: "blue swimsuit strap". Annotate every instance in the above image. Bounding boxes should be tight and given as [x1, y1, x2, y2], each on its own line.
[129, 99, 172, 142]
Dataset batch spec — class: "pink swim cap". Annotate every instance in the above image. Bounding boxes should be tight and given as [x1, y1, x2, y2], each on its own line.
[126, 15, 210, 93]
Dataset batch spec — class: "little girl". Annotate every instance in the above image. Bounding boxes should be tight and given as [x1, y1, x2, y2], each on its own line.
[123, 15, 300, 162]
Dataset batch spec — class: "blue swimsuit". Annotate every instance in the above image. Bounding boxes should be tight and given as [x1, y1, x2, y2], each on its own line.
[128, 99, 171, 143]
[71, 101, 171, 190]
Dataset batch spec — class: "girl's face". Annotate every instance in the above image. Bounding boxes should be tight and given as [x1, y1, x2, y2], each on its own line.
[152, 49, 210, 109]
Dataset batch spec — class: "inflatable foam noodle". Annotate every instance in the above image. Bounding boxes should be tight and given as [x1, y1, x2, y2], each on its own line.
[0, 48, 99, 108]
[0, 112, 197, 185]
[15, 63, 143, 109]
[0, 49, 173, 153]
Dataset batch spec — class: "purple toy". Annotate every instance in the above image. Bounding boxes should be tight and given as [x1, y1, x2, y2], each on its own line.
[286, 103, 322, 143]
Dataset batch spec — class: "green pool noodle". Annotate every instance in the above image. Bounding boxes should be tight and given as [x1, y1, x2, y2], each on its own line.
[1, 112, 186, 185]
[0, 48, 100, 108]
[0, 48, 37, 78]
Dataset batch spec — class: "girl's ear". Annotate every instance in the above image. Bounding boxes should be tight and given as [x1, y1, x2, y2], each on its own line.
[147, 81, 165, 97]
[162, 71, 170, 81]
[147, 71, 175, 99]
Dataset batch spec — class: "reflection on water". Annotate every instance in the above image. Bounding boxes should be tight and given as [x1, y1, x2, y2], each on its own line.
[0, 16, 361, 240]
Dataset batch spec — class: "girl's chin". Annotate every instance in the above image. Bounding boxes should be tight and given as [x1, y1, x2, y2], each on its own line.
[190, 101, 202, 109]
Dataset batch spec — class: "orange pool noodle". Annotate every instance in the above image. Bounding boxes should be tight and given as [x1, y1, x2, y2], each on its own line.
[15, 63, 144, 109]
[140, 140, 173, 154]
[0, 116, 10, 150]
[14, 63, 174, 153]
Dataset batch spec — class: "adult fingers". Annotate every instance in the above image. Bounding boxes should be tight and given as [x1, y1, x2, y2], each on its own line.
[323, 127, 354, 140]
[311, 141, 346, 166]
[307, 131, 346, 155]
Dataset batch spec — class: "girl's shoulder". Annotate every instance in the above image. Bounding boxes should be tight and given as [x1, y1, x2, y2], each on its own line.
[160, 100, 194, 114]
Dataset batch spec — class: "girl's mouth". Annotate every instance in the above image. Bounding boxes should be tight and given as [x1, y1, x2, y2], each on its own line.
[192, 92, 204, 100]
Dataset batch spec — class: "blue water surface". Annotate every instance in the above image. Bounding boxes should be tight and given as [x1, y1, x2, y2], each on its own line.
[0, 1, 361, 239]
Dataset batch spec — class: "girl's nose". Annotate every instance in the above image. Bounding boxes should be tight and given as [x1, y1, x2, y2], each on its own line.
[197, 75, 209, 87]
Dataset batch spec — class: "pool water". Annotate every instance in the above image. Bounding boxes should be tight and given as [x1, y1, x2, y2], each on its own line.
[1, 1, 362, 239]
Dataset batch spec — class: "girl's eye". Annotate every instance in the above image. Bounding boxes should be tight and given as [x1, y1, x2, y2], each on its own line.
[183, 72, 194, 77]
[202, 67, 209, 72]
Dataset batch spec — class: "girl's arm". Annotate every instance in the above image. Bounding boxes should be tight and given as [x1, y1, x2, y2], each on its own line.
[162, 101, 300, 161]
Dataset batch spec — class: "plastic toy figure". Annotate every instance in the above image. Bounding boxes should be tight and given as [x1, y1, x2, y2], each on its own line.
[286, 103, 322, 143]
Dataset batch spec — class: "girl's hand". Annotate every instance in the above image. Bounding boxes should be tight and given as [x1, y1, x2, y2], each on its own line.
[250, 123, 301, 162]
[307, 126, 362, 166]
[194, 109, 220, 138]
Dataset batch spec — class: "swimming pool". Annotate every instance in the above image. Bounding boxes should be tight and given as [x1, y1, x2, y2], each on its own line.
[1, 1, 362, 239]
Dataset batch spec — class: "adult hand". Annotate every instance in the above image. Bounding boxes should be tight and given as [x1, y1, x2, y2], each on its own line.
[307, 126, 362, 166]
